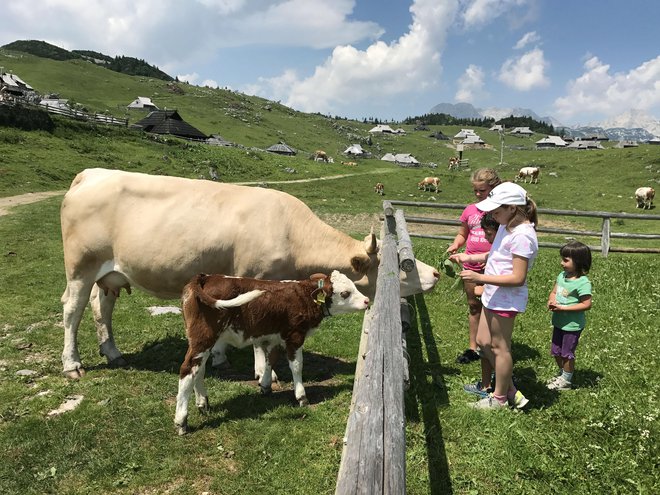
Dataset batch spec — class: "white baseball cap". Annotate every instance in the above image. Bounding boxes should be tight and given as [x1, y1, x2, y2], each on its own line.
[476, 182, 528, 211]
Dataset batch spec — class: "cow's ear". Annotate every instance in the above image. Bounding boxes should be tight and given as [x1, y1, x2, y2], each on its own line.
[350, 254, 371, 274]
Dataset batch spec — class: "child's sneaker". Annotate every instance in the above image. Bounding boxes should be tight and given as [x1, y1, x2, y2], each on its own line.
[463, 381, 492, 398]
[509, 390, 529, 409]
[547, 376, 572, 390]
[470, 394, 508, 410]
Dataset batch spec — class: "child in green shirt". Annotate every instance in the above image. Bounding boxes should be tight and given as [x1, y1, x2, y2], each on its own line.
[547, 241, 593, 390]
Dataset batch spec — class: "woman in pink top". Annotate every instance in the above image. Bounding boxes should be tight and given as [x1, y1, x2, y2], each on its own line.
[447, 168, 501, 364]
[451, 182, 538, 410]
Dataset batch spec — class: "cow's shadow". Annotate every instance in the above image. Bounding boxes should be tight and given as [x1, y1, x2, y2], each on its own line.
[116, 335, 355, 380]
[100, 336, 356, 425]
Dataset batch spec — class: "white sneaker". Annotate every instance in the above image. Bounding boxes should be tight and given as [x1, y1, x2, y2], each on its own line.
[547, 376, 572, 390]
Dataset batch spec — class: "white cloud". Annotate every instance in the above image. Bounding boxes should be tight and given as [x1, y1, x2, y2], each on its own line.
[455, 64, 487, 103]
[0, 1, 383, 71]
[498, 47, 549, 91]
[249, 0, 459, 115]
[462, 0, 530, 28]
[514, 31, 540, 50]
[554, 55, 660, 120]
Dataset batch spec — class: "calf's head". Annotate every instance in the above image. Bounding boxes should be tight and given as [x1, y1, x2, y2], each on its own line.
[311, 270, 369, 315]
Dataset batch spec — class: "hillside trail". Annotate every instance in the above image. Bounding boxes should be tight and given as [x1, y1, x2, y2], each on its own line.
[0, 169, 397, 217]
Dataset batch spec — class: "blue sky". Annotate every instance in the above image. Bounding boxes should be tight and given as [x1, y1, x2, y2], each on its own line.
[2, 0, 659, 126]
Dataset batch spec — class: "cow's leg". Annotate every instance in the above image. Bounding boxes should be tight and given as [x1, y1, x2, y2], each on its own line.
[287, 346, 308, 406]
[254, 344, 278, 382]
[257, 344, 274, 395]
[89, 285, 127, 368]
[210, 339, 231, 369]
[193, 350, 211, 415]
[61, 278, 95, 379]
[175, 348, 209, 435]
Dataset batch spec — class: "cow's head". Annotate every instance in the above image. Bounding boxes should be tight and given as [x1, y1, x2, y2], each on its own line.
[350, 233, 440, 299]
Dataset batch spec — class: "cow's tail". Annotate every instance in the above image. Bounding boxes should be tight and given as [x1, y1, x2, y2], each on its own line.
[189, 274, 265, 309]
[213, 290, 265, 309]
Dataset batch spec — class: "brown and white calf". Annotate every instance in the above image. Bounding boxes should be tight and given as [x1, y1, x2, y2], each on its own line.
[417, 176, 440, 193]
[174, 270, 369, 435]
[515, 167, 540, 184]
[374, 182, 385, 195]
[635, 187, 655, 209]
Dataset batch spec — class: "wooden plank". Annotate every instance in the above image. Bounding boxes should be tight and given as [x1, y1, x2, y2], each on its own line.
[601, 217, 611, 258]
[336, 229, 402, 494]
[394, 209, 415, 272]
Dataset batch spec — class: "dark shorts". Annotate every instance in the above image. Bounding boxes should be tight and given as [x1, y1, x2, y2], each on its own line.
[550, 327, 583, 360]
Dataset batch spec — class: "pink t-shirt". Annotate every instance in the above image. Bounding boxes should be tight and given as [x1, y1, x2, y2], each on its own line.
[481, 223, 538, 313]
[460, 204, 491, 271]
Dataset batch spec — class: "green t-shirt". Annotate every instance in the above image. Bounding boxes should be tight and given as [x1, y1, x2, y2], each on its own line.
[552, 272, 592, 331]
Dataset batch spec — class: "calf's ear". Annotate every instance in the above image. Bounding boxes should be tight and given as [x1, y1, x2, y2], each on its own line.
[309, 273, 326, 281]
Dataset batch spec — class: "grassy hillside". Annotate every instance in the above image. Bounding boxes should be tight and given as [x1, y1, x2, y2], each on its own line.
[1, 49, 659, 495]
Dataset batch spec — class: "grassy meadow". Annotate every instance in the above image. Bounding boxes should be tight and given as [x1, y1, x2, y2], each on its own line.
[1, 48, 660, 494]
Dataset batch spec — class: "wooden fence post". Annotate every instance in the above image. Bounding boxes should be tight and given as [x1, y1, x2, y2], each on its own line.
[601, 217, 611, 257]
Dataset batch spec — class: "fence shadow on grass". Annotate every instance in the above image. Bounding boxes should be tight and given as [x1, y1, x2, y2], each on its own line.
[405, 293, 454, 495]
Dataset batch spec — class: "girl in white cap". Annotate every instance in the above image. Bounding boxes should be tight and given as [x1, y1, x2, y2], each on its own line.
[450, 182, 538, 409]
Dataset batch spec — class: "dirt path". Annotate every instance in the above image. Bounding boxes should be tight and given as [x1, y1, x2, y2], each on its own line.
[0, 191, 67, 217]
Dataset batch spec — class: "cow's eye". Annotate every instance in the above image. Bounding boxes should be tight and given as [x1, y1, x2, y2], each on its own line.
[340, 291, 350, 299]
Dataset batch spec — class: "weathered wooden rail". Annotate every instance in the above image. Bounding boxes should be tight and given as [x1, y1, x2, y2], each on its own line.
[387, 201, 660, 257]
[41, 104, 128, 126]
[335, 202, 414, 494]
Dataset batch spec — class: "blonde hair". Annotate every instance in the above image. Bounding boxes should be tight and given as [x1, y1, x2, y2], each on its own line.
[509, 197, 538, 229]
[471, 168, 502, 188]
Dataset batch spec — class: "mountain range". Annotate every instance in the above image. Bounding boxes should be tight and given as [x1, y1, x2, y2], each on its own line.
[428, 102, 660, 141]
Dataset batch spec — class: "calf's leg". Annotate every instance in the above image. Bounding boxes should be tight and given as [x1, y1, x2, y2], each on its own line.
[288, 346, 308, 406]
[175, 348, 210, 435]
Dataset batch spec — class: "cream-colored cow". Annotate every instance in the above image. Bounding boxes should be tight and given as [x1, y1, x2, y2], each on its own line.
[60, 168, 440, 379]
[515, 167, 540, 184]
[635, 187, 655, 210]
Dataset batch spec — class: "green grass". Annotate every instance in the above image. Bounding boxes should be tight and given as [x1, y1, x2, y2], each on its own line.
[1, 51, 660, 493]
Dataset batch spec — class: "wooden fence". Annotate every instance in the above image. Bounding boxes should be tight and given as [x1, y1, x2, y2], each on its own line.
[387, 201, 660, 257]
[41, 104, 128, 126]
[335, 203, 414, 494]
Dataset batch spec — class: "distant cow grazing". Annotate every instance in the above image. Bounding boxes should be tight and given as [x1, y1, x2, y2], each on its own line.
[374, 182, 384, 195]
[448, 156, 459, 170]
[312, 150, 328, 162]
[174, 271, 369, 435]
[515, 167, 540, 184]
[635, 187, 655, 209]
[60, 169, 439, 379]
[341, 161, 357, 167]
[418, 176, 440, 193]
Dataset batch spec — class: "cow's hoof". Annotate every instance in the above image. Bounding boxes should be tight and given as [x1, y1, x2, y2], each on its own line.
[259, 385, 272, 396]
[63, 368, 85, 380]
[298, 396, 309, 407]
[197, 398, 210, 415]
[107, 356, 128, 368]
[175, 421, 189, 436]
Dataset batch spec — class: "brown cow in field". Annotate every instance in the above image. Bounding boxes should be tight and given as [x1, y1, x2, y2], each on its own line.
[59, 168, 440, 379]
[174, 271, 369, 434]
[635, 187, 655, 209]
[312, 150, 328, 162]
[374, 182, 384, 195]
[418, 177, 440, 193]
[448, 156, 459, 170]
